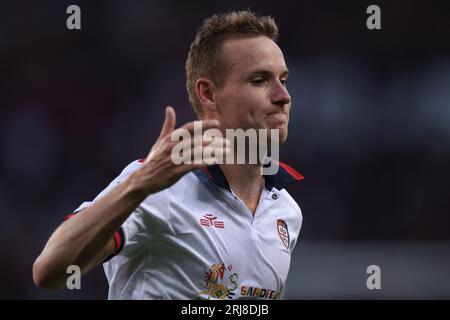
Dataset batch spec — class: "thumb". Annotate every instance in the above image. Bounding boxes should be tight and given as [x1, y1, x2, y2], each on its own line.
[159, 106, 176, 139]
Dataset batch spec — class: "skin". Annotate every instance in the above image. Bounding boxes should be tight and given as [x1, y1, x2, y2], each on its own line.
[32, 35, 292, 290]
[197, 35, 292, 144]
[196, 35, 292, 214]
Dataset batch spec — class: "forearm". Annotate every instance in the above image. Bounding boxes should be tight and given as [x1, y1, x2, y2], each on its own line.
[33, 109, 225, 290]
[33, 175, 147, 289]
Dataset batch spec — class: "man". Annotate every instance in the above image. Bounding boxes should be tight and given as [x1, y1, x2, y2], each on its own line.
[33, 10, 304, 300]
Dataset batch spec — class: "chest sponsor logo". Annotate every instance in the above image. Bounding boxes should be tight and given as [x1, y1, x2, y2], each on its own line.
[277, 219, 289, 249]
[200, 214, 225, 229]
[240, 286, 280, 300]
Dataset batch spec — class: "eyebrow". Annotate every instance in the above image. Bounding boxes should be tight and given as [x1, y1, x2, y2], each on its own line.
[247, 69, 289, 78]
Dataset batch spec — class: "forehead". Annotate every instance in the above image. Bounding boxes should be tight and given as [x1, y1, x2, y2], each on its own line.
[220, 36, 287, 77]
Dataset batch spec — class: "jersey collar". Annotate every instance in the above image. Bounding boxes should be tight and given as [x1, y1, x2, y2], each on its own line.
[194, 159, 304, 191]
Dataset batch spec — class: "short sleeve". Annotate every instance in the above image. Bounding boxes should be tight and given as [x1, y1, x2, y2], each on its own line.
[65, 159, 144, 261]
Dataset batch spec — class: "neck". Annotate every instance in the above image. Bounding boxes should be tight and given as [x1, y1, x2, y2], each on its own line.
[219, 163, 264, 215]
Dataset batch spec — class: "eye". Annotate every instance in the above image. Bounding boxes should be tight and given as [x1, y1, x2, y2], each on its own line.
[251, 78, 266, 86]
[280, 78, 288, 86]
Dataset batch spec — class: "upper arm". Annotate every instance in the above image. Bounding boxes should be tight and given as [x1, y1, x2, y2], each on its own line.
[69, 160, 142, 273]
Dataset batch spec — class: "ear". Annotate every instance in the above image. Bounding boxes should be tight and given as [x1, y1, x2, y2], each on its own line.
[196, 77, 218, 113]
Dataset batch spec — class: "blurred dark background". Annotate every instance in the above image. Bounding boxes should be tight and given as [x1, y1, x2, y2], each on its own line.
[1, 0, 449, 299]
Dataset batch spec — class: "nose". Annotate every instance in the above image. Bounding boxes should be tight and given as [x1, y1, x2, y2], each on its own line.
[272, 80, 291, 107]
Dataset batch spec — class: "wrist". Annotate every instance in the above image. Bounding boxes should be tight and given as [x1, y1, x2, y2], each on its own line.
[124, 168, 155, 200]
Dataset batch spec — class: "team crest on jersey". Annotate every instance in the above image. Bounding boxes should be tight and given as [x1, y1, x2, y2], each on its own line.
[277, 219, 289, 249]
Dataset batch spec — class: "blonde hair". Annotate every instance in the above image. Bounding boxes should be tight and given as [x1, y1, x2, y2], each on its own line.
[185, 10, 279, 117]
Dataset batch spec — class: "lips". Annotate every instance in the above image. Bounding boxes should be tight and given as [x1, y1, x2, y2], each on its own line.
[266, 112, 287, 122]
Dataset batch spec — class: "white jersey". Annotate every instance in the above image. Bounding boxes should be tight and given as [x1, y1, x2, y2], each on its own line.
[71, 159, 304, 300]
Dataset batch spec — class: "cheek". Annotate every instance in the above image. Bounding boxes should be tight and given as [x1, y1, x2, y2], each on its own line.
[240, 91, 267, 116]
[228, 90, 259, 114]
[218, 86, 267, 126]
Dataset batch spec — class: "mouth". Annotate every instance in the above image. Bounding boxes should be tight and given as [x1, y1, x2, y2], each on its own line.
[266, 112, 287, 123]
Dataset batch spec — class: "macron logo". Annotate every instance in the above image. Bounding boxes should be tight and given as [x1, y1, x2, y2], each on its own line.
[200, 214, 225, 229]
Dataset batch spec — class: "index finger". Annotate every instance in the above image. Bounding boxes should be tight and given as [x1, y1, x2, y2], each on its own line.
[179, 119, 221, 133]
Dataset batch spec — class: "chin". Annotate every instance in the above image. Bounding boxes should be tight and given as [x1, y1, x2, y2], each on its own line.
[267, 127, 288, 144]
[279, 131, 288, 144]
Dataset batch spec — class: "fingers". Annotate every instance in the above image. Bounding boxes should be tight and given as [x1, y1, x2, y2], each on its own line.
[169, 120, 222, 146]
[159, 106, 176, 139]
[187, 137, 230, 164]
[159, 108, 220, 142]
[171, 136, 231, 166]
[179, 119, 220, 133]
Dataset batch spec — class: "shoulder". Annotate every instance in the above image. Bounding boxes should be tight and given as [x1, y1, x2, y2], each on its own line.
[276, 188, 303, 241]
[279, 188, 302, 218]
[119, 159, 144, 176]
[162, 171, 204, 198]
[107, 159, 144, 184]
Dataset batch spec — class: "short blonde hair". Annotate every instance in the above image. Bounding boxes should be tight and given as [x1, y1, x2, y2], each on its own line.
[185, 10, 279, 118]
